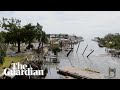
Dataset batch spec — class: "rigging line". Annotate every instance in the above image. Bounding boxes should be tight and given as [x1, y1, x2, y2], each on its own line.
[82, 55, 90, 68]
[68, 56, 74, 67]
[66, 48, 73, 57]
[87, 57, 93, 64]
[87, 55, 100, 71]
[59, 46, 74, 67]
[82, 44, 88, 55]
[86, 49, 94, 65]
[65, 47, 74, 67]
[87, 50, 94, 58]
[76, 42, 80, 53]
[76, 53, 81, 66]
[82, 55, 89, 65]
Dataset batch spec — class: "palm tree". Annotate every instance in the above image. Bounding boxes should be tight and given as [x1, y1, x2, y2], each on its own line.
[35, 23, 42, 52]
[36, 23, 48, 53]
[41, 31, 48, 53]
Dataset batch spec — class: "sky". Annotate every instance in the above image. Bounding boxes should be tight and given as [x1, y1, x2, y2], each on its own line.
[0, 11, 120, 39]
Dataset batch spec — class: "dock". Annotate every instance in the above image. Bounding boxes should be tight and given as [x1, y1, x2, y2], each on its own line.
[57, 67, 105, 79]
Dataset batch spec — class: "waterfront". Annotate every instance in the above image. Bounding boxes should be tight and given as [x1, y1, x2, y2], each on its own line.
[1, 35, 120, 79]
[1, 34, 120, 79]
[1, 11, 120, 79]
[45, 38, 120, 79]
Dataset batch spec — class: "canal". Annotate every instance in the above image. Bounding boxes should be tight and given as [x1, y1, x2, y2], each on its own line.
[0, 37, 120, 79]
[45, 38, 120, 79]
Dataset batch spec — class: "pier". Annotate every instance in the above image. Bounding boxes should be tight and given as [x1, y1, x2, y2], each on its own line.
[57, 67, 105, 79]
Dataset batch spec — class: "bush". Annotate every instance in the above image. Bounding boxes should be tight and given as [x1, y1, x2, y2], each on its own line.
[0, 50, 6, 64]
[52, 46, 61, 55]
[26, 44, 34, 49]
[98, 33, 120, 50]
[10, 45, 15, 51]
[0, 50, 6, 57]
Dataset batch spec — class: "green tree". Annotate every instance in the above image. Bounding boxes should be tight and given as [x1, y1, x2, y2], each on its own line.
[0, 31, 8, 64]
[36, 23, 42, 50]
[98, 33, 120, 50]
[35, 23, 48, 53]
[0, 17, 24, 52]
[0, 18, 48, 53]
[0, 31, 7, 43]
[52, 46, 60, 55]
[23, 23, 36, 48]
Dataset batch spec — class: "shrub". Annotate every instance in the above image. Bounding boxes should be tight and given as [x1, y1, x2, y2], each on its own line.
[26, 44, 34, 49]
[0, 50, 6, 64]
[52, 46, 61, 55]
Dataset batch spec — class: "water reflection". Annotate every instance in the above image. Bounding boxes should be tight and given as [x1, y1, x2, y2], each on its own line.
[76, 53, 81, 67]
[45, 38, 120, 79]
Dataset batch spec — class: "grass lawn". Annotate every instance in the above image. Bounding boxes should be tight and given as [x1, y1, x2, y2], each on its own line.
[0, 56, 25, 69]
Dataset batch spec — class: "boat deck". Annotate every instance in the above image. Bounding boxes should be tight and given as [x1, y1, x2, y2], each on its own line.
[57, 67, 105, 79]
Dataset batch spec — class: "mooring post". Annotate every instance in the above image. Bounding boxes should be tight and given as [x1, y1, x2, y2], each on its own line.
[76, 42, 80, 53]
[87, 50, 94, 58]
[67, 48, 73, 57]
[82, 44, 88, 55]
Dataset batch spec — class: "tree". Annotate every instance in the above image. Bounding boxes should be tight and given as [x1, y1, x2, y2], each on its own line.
[0, 18, 48, 53]
[23, 23, 36, 49]
[0, 31, 8, 64]
[41, 31, 48, 53]
[0, 17, 24, 52]
[98, 33, 120, 50]
[41, 31, 48, 44]
[35, 23, 42, 50]
[35, 23, 48, 53]
[52, 46, 60, 56]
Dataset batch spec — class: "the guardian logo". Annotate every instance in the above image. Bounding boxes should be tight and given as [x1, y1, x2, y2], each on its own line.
[3, 62, 44, 76]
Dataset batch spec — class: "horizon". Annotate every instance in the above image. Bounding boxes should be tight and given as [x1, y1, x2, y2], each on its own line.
[0, 11, 120, 39]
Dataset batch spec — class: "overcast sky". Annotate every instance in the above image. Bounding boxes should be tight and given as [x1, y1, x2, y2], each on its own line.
[0, 11, 120, 39]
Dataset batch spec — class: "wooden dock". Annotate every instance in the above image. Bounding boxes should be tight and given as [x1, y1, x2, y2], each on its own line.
[57, 67, 105, 79]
